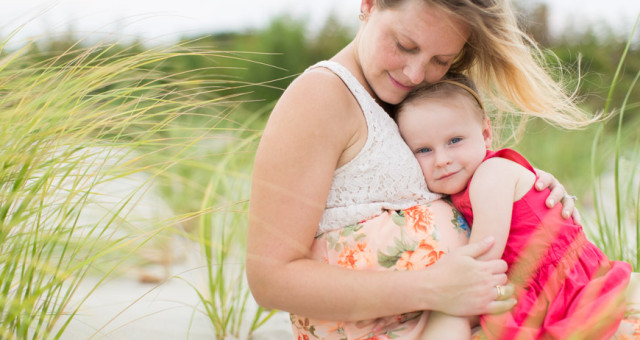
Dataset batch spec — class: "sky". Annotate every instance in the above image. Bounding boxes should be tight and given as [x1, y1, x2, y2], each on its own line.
[2, 0, 639, 47]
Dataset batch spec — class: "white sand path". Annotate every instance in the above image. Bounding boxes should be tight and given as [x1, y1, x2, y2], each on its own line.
[61, 265, 293, 340]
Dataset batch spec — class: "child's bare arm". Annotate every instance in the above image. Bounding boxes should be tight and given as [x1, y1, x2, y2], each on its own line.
[421, 312, 471, 340]
[467, 157, 535, 261]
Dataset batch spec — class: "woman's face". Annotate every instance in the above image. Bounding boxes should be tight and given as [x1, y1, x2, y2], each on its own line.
[357, 0, 470, 104]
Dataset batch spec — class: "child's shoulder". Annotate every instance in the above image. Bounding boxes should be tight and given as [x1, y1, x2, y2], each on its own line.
[473, 156, 536, 200]
[477, 156, 530, 176]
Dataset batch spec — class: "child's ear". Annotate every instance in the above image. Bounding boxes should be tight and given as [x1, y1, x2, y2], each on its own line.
[482, 117, 493, 149]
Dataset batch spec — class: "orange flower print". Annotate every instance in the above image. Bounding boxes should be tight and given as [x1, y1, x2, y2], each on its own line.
[337, 242, 374, 269]
[404, 205, 434, 235]
[396, 238, 444, 270]
[363, 335, 391, 340]
[417, 237, 442, 253]
[298, 335, 309, 340]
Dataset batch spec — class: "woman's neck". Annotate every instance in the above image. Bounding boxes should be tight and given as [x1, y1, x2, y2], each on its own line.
[331, 42, 377, 102]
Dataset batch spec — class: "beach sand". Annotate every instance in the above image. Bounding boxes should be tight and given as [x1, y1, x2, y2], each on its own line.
[57, 266, 640, 339]
[61, 264, 293, 340]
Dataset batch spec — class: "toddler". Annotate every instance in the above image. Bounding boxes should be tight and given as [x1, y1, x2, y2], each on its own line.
[395, 74, 632, 339]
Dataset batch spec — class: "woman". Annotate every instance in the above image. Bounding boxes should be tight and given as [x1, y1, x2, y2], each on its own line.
[247, 0, 583, 338]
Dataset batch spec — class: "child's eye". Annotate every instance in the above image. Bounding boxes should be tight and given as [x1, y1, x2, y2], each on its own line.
[416, 147, 432, 154]
[449, 137, 462, 144]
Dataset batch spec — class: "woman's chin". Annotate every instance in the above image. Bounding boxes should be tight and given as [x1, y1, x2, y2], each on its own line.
[377, 91, 406, 106]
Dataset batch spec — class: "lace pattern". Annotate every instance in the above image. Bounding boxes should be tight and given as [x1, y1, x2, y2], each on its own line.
[307, 61, 441, 233]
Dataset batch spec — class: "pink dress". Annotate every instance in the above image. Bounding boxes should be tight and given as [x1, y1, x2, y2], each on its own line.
[451, 148, 632, 339]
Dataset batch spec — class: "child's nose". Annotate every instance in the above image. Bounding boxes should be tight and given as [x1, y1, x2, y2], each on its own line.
[434, 151, 452, 167]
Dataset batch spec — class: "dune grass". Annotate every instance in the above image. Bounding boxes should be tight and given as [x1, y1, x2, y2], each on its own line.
[586, 15, 640, 267]
[0, 30, 273, 338]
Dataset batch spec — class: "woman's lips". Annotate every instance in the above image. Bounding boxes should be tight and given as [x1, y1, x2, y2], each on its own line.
[388, 73, 414, 91]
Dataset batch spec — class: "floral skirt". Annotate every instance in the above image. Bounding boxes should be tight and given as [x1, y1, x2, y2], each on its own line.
[290, 201, 471, 340]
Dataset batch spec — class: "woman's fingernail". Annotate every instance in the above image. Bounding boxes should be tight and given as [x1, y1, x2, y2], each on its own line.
[536, 183, 543, 190]
[548, 199, 554, 206]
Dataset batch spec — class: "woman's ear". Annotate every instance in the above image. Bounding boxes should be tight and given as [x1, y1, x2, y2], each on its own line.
[361, 0, 375, 17]
[482, 117, 493, 149]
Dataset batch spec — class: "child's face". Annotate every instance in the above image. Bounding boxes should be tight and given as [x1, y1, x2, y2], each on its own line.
[397, 93, 492, 194]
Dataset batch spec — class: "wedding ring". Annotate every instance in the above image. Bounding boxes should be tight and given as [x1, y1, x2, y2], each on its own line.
[495, 285, 504, 300]
[562, 194, 578, 203]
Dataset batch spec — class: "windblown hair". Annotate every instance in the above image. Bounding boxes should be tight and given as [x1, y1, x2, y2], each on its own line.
[376, 0, 600, 141]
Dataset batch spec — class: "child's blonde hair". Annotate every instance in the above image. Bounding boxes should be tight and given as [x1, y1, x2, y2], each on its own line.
[376, 0, 600, 141]
[394, 73, 486, 122]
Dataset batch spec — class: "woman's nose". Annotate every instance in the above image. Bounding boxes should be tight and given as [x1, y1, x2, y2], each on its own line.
[403, 61, 426, 85]
[404, 62, 446, 86]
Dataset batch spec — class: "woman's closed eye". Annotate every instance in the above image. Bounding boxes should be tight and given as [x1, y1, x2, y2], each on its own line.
[396, 41, 417, 53]
[434, 58, 450, 67]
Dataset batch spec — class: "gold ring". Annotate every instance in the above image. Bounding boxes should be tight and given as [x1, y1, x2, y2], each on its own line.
[495, 285, 504, 300]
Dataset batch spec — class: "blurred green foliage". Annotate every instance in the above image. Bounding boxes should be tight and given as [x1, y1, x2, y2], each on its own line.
[9, 8, 637, 118]
[5, 6, 638, 197]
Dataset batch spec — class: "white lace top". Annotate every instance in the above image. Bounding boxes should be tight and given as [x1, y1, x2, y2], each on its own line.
[310, 61, 441, 233]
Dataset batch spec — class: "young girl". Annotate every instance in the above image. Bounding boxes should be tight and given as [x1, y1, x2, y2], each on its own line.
[395, 75, 633, 339]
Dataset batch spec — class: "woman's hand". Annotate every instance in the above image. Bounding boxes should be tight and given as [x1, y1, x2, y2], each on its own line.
[421, 237, 516, 316]
[535, 169, 581, 223]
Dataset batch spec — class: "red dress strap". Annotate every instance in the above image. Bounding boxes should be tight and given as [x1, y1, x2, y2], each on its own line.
[485, 148, 536, 175]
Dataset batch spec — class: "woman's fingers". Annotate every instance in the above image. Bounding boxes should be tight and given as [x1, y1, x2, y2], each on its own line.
[493, 283, 514, 301]
[560, 194, 576, 219]
[572, 207, 582, 224]
[486, 283, 516, 314]
[535, 169, 565, 208]
[535, 169, 581, 220]
[455, 236, 495, 258]
[492, 272, 509, 286]
[484, 298, 517, 315]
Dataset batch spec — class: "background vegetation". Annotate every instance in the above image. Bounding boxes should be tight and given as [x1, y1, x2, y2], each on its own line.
[0, 2, 638, 338]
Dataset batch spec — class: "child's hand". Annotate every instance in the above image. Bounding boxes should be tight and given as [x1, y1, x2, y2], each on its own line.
[535, 169, 581, 223]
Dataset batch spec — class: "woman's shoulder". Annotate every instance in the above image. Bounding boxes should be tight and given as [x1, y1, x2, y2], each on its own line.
[279, 67, 359, 113]
[269, 67, 365, 138]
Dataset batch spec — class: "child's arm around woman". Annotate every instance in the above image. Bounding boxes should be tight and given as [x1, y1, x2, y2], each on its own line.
[465, 156, 536, 261]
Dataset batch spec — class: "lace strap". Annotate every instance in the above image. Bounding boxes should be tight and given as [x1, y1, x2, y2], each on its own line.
[306, 61, 377, 116]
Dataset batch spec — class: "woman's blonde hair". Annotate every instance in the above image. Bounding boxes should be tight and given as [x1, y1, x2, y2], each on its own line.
[376, 0, 600, 142]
